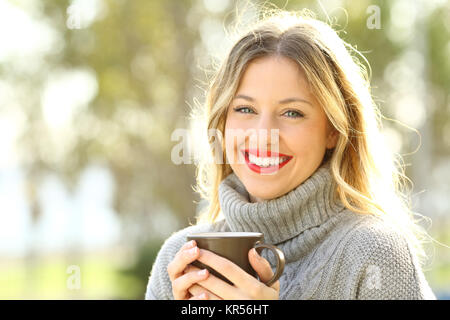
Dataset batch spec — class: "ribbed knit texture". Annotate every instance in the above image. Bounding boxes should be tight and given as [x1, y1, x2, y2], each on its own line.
[145, 163, 436, 300]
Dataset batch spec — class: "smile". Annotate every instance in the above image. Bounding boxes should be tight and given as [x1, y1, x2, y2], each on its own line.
[241, 149, 293, 174]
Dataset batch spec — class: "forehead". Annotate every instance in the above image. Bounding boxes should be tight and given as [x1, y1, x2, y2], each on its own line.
[236, 56, 310, 96]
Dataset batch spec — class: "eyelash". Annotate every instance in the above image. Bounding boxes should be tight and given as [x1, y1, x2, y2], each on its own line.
[233, 106, 304, 119]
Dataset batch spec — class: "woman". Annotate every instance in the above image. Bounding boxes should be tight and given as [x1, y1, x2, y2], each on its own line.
[145, 8, 436, 300]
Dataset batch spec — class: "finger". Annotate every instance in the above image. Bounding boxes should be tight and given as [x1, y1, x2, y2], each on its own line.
[184, 265, 224, 300]
[197, 249, 255, 287]
[184, 264, 240, 300]
[183, 263, 203, 273]
[172, 269, 209, 300]
[188, 284, 222, 300]
[195, 271, 248, 300]
[167, 244, 200, 281]
[189, 292, 208, 300]
[248, 248, 279, 290]
[182, 240, 197, 250]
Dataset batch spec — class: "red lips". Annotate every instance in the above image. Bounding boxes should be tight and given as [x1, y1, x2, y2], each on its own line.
[240, 149, 293, 174]
[244, 149, 292, 158]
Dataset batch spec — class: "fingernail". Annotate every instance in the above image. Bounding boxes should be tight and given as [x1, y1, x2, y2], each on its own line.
[199, 293, 207, 299]
[198, 269, 208, 276]
[187, 240, 195, 248]
[253, 248, 261, 259]
[187, 247, 198, 256]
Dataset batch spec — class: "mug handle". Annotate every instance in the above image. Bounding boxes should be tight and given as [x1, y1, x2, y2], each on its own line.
[253, 243, 285, 287]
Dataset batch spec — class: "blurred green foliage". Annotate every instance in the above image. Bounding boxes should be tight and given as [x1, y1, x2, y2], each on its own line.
[116, 240, 163, 299]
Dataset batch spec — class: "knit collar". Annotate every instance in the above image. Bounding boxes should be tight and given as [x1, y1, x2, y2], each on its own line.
[218, 162, 345, 244]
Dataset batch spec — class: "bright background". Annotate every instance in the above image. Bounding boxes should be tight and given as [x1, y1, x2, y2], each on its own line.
[0, 0, 449, 299]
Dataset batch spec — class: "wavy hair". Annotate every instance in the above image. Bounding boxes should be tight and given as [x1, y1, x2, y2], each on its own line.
[189, 5, 432, 266]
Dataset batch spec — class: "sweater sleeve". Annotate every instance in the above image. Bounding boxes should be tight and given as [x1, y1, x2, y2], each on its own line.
[144, 229, 186, 300]
[340, 218, 436, 300]
[144, 221, 226, 300]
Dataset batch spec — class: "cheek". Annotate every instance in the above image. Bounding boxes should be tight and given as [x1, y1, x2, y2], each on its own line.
[224, 113, 256, 145]
[285, 123, 329, 156]
[224, 117, 246, 163]
[225, 114, 251, 131]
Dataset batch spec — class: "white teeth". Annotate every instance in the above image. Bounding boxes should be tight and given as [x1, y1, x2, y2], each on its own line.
[248, 153, 289, 167]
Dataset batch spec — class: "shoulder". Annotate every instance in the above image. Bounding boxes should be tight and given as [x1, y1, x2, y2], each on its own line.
[337, 212, 418, 274]
[336, 213, 435, 299]
[342, 214, 410, 257]
[145, 219, 228, 300]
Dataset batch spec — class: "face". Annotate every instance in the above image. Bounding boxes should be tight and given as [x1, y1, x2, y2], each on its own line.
[224, 55, 338, 202]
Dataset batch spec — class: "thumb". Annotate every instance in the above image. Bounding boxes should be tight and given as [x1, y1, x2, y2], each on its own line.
[248, 248, 279, 290]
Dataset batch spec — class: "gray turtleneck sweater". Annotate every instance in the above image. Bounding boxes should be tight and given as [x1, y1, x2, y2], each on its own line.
[145, 164, 436, 300]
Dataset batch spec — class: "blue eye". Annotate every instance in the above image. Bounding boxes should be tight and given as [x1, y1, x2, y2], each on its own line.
[233, 106, 304, 119]
[233, 106, 254, 114]
[284, 110, 304, 118]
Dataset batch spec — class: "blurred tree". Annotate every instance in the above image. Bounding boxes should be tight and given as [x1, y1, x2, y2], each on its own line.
[16, 0, 202, 243]
[10, 0, 203, 298]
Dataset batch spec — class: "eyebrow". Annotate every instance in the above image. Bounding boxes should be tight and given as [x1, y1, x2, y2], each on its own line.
[233, 94, 312, 106]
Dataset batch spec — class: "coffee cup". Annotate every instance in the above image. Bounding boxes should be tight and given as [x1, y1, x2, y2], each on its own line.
[186, 232, 285, 287]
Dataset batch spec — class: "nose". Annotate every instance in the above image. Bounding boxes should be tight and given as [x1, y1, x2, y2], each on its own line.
[247, 112, 280, 152]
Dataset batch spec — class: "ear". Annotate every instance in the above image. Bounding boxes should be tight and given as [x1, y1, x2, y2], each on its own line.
[326, 128, 339, 149]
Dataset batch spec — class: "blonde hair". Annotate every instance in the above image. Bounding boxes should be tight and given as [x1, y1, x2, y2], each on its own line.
[190, 4, 432, 266]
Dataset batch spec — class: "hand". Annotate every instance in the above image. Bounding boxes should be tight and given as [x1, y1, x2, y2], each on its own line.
[167, 240, 211, 300]
[186, 248, 280, 300]
[184, 265, 223, 300]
